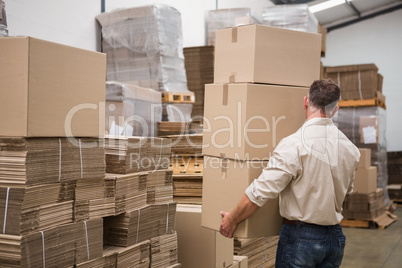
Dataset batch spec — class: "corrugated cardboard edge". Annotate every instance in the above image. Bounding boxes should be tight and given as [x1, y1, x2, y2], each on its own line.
[374, 211, 398, 229]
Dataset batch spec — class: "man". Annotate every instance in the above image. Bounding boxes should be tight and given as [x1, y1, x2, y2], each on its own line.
[220, 79, 360, 267]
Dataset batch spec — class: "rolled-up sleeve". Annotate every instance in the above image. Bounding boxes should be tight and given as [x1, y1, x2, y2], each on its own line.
[245, 168, 293, 207]
[245, 139, 299, 207]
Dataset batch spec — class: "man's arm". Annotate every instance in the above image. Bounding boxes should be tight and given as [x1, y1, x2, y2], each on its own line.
[219, 193, 260, 238]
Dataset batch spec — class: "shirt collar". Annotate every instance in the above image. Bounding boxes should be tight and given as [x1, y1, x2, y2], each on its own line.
[303, 117, 334, 127]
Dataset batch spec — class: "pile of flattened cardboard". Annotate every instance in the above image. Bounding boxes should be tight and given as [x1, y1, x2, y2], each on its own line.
[234, 236, 279, 268]
[0, 183, 75, 235]
[150, 232, 179, 268]
[0, 138, 105, 186]
[183, 46, 214, 117]
[103, 240, 150, 268]
[146, 170, 174, 204]
[105, 136, 171, 174]
[105, 172, 148, 213]
[0, 218, 103, 267]
[103, 202, 176, 247]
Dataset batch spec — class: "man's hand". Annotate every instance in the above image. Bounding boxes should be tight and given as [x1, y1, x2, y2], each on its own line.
[218, 194, 260, 238]
[219, 211, 237, 238]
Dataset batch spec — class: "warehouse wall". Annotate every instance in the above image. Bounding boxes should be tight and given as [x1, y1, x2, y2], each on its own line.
[6, 0, 101, 51]
[321, 9, 402, 152]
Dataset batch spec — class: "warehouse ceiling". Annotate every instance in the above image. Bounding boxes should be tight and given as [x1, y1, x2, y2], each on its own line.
[270, 0, 402, 32]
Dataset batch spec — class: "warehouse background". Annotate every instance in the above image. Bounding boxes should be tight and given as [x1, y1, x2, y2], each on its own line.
[6, 0, 402, 151]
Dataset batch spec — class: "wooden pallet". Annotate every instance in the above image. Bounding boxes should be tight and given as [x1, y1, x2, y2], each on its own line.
[341, 211, 397, 229]
[338, 97, 386, 109]
[162, 91, 195, 103]
[169, 155, 203, 175]
[340, 219, 377, 229]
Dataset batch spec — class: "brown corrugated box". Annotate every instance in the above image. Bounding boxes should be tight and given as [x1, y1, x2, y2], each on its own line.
[214, 24, 321, 87]
[358, 148, 371, 169]
[176, 204, 233, 268]
[233, 256, 248, 268]
[201, 156, 283, 238]
[0, 36, 106, 137]
[354, 166, 377, 194]
[325, 64, 379, 100]
[318, 23, 327, 57]
[202, 83, 308, 160]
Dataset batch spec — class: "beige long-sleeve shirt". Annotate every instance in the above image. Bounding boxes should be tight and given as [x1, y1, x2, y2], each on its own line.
[245, 117, 361, 225]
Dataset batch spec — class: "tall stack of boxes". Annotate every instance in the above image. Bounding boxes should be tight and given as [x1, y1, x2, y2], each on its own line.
[96, 4, 194, 136]
[329, 64, 390, 206]
[342, 148, 387, 221]
[102, 135, 181, 267]
[0, 36, 106, 267]
[200, 24, 322, 267]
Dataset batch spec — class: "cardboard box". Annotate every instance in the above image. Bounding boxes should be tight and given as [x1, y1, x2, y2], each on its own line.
[228, 261, 239, 268]
[176, 204, 233, 268]
[233, 256, 248, 268]
[318, 23, 327, 57]
[201, 156, 283, 238]
[202, 83, 308, 160]
[377, 74, 383, 93]
[214, 24, 321, 87]
[354, 167, 377, 194]
[0, 37, 106, 137]
[358, 148, 371, 169]
[325, 64, 378, 100]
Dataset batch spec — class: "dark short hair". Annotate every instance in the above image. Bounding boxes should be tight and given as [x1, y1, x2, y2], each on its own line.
[308, 79, 340, 111]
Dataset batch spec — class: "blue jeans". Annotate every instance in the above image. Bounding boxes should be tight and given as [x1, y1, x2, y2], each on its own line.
[275, 222, 346, 267]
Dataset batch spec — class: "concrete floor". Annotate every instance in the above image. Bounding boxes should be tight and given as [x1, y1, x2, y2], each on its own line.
[341, 206, 402, 268]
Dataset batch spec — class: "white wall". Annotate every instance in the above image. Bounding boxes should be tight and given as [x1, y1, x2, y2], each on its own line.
[6, 0, 101, 51]
[321, 9, 402, 152]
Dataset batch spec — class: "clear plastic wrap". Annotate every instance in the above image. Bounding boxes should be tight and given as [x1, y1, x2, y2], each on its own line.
[207, 8, 260, 46]
[96, 4, 189, 92]
[105, 81, 162, 137]
[261, 4, 318, 33]
[0, 0, 8, 37]
[332, 106, 389, 205]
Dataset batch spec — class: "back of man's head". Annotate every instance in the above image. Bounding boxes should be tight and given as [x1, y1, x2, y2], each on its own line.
[308, 79, 340, 116]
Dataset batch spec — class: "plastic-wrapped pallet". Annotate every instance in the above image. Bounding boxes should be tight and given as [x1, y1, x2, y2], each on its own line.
[96, 4, 189, 93]
[0, 0, 8, 36]
[207, 8, 260, 46]
[106, 81, 162, 137]
[332, 106, 389, 205]
[261, 4, 318, 33]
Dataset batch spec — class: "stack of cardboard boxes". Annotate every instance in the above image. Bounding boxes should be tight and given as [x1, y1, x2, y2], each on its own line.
[199, 24, 321, 267]
[353, 148, 378, 195]
[342, 148, 396, 227]
[0, 36, 106, 267]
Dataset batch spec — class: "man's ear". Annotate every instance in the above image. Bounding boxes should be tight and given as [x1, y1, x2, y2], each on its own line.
[304, 96, 308, 110]
[331, 106, 339, 117]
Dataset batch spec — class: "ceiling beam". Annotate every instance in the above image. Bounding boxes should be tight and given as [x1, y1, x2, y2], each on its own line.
[345, 1, 361, 17]
[327, 2, 402, 32]
[270, 0, 315, 5]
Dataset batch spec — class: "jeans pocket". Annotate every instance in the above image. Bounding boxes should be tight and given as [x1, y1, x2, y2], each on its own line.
[333, 236, 346, 266]
[294, 238, 327, 266]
